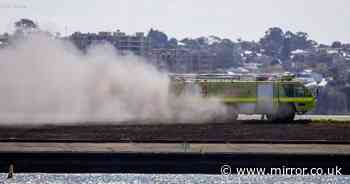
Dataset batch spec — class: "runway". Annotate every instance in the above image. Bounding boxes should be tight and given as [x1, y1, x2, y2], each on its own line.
[0, 142, 350, 174]
[0, 142, 350, 155]
[0, 119, 349, 143]
[0, 117, 349, 174]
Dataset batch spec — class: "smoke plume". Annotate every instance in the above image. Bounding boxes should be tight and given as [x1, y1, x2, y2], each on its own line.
[0, 34, 227, 124]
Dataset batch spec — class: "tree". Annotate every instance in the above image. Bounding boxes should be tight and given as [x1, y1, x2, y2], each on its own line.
[179, 38, 199, 49]
[288, 31, 314, 50]
[259, 27, 284, 57]
[14, 18, 38, 35]
[15, 18, 37, 29]
[214, 39, 239, 68]
[147, 29, 168, 48]
[196, 37, 209, 47]
[239, 41, 260, 53]
[331, 41, 342, 48]
[260, 28, 316, 61]
[167, 38, 178, 48]
[209, 35, 222, 44]
[281, 37, 291, 60]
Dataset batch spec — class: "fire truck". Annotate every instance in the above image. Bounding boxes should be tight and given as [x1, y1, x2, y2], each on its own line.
[169, 73, 317, 121]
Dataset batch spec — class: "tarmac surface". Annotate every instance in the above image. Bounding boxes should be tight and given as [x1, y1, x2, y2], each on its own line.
[0, 118, 349, 143]
[0, 142, 350, 155]
[0, 117, 350, 174]
[0, 142, 349, 174]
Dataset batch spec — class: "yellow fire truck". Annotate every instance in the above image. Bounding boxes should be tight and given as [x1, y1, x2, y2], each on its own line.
[169, 74, 317, 121]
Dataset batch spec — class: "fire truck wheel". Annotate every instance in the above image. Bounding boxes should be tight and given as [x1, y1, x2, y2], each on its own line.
[267, 104, 295, 122]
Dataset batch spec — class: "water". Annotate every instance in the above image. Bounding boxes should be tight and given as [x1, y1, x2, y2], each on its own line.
[0, 174, 349, 184]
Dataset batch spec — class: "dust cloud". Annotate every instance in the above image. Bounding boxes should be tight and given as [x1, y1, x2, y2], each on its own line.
[0, 34, 227, 124]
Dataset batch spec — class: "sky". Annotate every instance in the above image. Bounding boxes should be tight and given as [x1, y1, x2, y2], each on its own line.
[0, 0, 349, 44]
